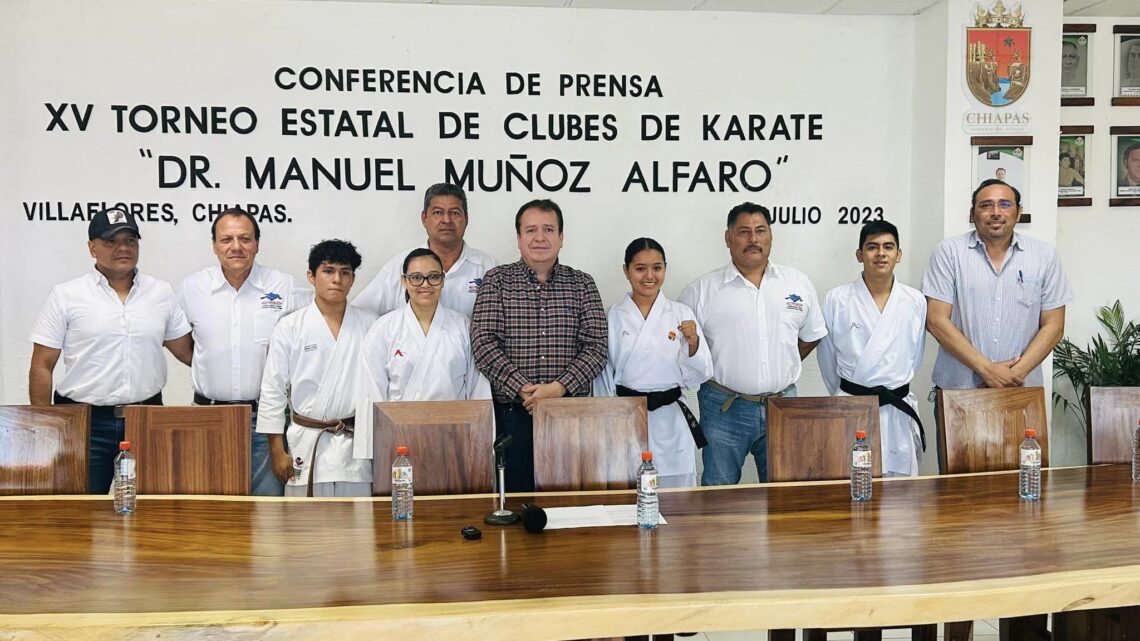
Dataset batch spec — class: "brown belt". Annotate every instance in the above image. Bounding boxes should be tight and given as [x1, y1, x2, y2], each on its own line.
[291, 411, 355, 497]
[706, 380, 792, 412]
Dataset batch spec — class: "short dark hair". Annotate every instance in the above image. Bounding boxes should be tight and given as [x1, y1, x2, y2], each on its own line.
[726, 202, 772, 229]
[623, 237, 666, 267]
[307, 239, 362, 274]
[1124, 143, 1140, 164]
[422, 183, 468, 215]
[514, 199, 563, 234]
[402, 247, 443, 274]
[858, 220, 900, 248]
[210, 207, 261, 242]
[971, 179, 1022, 208]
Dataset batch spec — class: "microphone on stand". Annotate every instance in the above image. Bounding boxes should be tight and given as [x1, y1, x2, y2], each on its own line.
[484, 433, 520, 525]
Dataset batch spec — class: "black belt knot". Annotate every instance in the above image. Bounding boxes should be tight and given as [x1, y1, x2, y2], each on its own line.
[838, 378, 925, 452]
[615, 385, 707, 449]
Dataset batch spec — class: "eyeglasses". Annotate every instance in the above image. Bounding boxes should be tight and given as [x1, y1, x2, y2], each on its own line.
[975, 199, 1016, 212]
[403, 272, 444, 286]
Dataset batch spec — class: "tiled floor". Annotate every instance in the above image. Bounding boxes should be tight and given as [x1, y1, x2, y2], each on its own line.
[687, 620, 1002, 640]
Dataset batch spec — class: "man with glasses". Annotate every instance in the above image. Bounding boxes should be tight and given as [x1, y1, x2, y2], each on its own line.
[922, 179, 1072, 405]
[353, 183, 496, 319]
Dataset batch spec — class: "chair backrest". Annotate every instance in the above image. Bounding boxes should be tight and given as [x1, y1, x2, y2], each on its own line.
[936, 387, 1048, 474]
[124, 405, 250, 495]
[1089, 387, 1140, 465]
[0, 405, 89, 495]
[371, 400, 494, 496]
[767, 396, 881, 482]
[532, 397, 648, 492]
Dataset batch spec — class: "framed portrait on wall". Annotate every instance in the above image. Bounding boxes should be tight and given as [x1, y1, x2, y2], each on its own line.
[974, 143, 1030, 222]
[1058, 135, 1087, 198]
[1061, 34, 1090, 98]
[1116, 34, 1140, 98]
[1115, 134, 1140, 198]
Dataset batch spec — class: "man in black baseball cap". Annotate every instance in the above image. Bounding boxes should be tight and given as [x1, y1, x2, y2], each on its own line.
[88, 204, 141, 240]
[29, 205, 191, 493]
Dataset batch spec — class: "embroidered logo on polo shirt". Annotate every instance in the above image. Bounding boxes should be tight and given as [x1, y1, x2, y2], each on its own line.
[260, 292, 284, 312]
[785, 293, 805, 312]
[394, 349, 405, 357]
[468, 277, 483, 294]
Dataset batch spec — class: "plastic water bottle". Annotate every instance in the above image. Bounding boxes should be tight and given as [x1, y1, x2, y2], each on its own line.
[113, 441, 136, 514]
[391, 446, 413, 521]
[850, 430, 872, 502]
[1132, 419, 1140, 483]
[636, 451, 659, 529]
[1019, 428, 1042, 500]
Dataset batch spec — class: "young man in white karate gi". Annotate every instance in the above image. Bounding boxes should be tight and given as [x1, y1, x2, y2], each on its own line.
[258, 240, 378, 497]
[817, 220, 927, 476]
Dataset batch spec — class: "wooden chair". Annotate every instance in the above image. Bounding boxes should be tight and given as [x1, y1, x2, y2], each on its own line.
[767, 395, 882, 481]
[766, 396, 935, 641]
[532, 397, 647, 492]
[1086, 386, 1140, 464]
[370, 400, 494, 496]
[124, 405, 250, 495]
[1051, 386, 1140, 641]
[936, 386, 1048, 641]
[0, 405, 89, 495]
[936, 387, 1049, 475]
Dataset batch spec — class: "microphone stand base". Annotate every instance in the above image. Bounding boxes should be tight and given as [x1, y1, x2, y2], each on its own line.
[484, 510, 520, 525]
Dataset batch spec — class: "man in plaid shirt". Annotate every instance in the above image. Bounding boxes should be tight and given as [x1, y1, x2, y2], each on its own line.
[470, 199, 608, 492]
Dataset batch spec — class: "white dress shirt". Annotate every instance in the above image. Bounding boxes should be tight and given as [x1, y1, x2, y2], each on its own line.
[352, 242, 496, 319]
[679, 262, 827, 396]
[30, 269, 191, 405]
[178, 263, 311, 401]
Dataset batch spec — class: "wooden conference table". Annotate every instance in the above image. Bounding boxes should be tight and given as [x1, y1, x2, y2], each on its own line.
[1, 465, 1139, 640]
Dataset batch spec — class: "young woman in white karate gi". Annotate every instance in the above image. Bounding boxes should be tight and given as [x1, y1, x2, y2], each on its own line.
[354, 248, 491, 461]
[600, 238, 713, 488]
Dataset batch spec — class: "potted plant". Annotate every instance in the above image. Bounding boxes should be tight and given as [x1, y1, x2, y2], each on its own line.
[1052, 300, 1140, 433]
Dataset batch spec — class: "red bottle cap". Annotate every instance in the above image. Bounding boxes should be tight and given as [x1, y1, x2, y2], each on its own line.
[641, 451, 653, 461]
[1025, 428, 1037, 438]
[119, 441, 131, 450]
[396, 446, 408, 456]
[854, 430, 867, 439]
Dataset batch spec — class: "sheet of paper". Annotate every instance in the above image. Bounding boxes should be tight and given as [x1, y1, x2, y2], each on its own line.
[543, 504, 667, 530]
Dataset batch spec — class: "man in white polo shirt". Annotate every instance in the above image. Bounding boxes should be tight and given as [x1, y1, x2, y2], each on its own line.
[353, 183, 495, 319]
[679, 202, 827, 485]
[29, 206, 193, 493]
[177, 208, 311, 496]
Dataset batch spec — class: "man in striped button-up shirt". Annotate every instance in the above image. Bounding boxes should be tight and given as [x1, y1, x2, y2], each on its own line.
[922, 179, 1073, 398]
[470, 199, 608, 492]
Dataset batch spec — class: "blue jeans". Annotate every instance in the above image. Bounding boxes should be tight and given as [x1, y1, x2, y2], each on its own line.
[249, 408, 284, 496]
[697, 382, 797, 485]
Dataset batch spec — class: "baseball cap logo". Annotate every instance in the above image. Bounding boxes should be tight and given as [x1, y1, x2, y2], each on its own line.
[108, 209, 127, 224]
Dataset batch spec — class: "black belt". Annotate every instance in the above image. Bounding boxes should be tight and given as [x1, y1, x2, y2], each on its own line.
[615, 385, 707, 449]
[193, 392, 258, 414]
[54, 391, 163, 419]
[838, 378, 925, 452]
